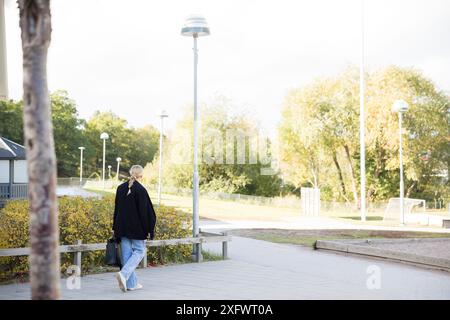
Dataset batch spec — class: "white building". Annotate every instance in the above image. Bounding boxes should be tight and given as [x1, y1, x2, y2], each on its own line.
[0, 136, 28, 206]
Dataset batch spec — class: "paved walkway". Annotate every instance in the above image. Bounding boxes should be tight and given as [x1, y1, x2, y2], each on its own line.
[1, 236, 450, 299]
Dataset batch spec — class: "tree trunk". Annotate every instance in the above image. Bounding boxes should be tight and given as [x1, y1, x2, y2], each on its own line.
[332, 151, 349, 203]
[344, 145, 359, 209]
[406, 182, 416, 198]
[18, 0, 60, 300]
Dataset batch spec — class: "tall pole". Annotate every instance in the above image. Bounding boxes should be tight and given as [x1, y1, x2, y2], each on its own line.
[359, 0, 366, 222]
[79, 147, 84, 186]
[192, 34, 199, 240]
[102, 138, 106, 189]
[116, 157, 121, 181]
[0, 0, 8, 100]
[158, 113, 167, 206]
[399, 112, 405, 225]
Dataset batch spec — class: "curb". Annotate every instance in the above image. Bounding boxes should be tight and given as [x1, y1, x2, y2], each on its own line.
[315, 238, 450, 270]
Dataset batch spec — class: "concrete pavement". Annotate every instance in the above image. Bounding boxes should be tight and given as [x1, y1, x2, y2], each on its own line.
[1, 236, 449, 299]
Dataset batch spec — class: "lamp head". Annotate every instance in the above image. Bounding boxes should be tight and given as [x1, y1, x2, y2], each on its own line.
[78, 146, 85, 150]
[116, 157, 122, 162]
[181, 14, 210, 37]
[159, 109, 169, 118]
[100, 132, 109, 140]
[392, 100, 409, 113]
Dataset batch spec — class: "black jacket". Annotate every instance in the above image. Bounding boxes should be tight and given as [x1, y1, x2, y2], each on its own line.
[112, 180, 157, 240]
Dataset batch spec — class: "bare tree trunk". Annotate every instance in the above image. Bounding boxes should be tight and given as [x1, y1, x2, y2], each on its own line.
[18, 0, 60, 300]
[344, 145, 359, 209]
[332, 151, 350, 204]
[406, 182, 416, 198]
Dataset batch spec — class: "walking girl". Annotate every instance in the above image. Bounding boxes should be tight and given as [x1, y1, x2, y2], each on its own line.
[112, 165, 156, 292]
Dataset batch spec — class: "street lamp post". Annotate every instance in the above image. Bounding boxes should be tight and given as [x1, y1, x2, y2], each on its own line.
[100, 132, 109, 189]
[392, 100, 409, 225]
[78, 147, 85, 186]
[359, 0, 366, 222]
[116, 157, 122, 181]
[108, 165, 112, 179]
[181, 14, 210, 259]
[0, 0, 8, 100]
[158, 110, 169, 206]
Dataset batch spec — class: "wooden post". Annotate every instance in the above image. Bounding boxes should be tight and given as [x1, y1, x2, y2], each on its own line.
[141, 244, 147, 268]
[195, 243, 203, 263]
[222, 231, 228, 260]
[73, 240, 82, 273]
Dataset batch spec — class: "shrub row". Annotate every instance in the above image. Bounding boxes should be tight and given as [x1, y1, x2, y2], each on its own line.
[0, 195, 192, 282]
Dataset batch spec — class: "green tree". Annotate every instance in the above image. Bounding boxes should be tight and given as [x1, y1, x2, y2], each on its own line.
[0, 99, 24, 143]
[84, 111, 159, 178]
[50, 91, 85, 177]
[146, 96, 282, 196]
[279, 65, 450, 204]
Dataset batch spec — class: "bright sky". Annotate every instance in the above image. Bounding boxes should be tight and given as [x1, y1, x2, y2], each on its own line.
[4, 0, 450, 137]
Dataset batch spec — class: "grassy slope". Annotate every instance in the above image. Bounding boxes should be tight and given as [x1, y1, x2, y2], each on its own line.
[230, 229, 450, 247]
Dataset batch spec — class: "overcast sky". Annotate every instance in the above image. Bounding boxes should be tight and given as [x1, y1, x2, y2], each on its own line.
[4, 0, 450, 137]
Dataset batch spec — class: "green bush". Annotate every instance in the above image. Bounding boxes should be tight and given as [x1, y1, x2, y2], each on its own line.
[0, 196, 192, 281]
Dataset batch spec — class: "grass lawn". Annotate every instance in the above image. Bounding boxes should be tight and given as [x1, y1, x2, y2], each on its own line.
[84, 187, 446, 229]
[85, 187, 302, 221]
[230, 228, 450, 248]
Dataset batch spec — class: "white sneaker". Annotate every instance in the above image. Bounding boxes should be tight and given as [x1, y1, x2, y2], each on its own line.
[115, 272, 127, 292]
[127, 283, 143, 291]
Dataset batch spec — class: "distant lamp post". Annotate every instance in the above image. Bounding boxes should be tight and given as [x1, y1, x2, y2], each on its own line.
[78, 147, 85, 186]
[181, 14, 210, 253]
[116, 157, 122, 180]
[158, 110, 169, 206]
[108, 165, 112, 179]
[100, 132, 109, 189]
[392, 100, 409, 225]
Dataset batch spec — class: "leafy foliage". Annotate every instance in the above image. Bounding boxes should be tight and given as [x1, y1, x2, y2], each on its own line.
[279, 66, 449, 204]
[144, 96, 283, 197]
[0, 197, 192, 281]
[0, 91, 160, 178]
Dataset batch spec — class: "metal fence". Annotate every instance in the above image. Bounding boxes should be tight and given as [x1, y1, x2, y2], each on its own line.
[57, 177, 448, 213]
[0, 183, 28, 199]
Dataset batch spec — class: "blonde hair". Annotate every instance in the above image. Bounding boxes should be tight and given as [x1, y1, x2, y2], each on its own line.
[127, 165, 144, 195]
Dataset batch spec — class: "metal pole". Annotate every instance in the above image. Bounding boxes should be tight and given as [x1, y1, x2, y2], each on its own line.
[116, 161, 120, 180]
[399, 112, 405, 225]
[102, 139, 106, 189]
[158, 115, 164, 206]
[0, 0, 8, 100]
[192, 35, 200, 254]
[79, 148, 83, 186]
[359, 0, 366, 222]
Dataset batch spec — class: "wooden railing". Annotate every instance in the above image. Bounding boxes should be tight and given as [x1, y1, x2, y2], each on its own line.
[0, 230, 231, 274]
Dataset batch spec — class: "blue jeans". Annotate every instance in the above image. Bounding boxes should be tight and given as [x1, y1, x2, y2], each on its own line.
[119, 237, 146, 289]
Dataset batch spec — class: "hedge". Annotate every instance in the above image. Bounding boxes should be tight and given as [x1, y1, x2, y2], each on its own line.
[0, 195, 192, 282]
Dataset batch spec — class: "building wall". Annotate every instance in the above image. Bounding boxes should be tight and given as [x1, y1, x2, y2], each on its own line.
[0, 160, 9, 183]
[13, 160, 28, 183]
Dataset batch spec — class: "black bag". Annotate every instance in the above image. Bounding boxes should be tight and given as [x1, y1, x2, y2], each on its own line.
[105, 237, 123, 268]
